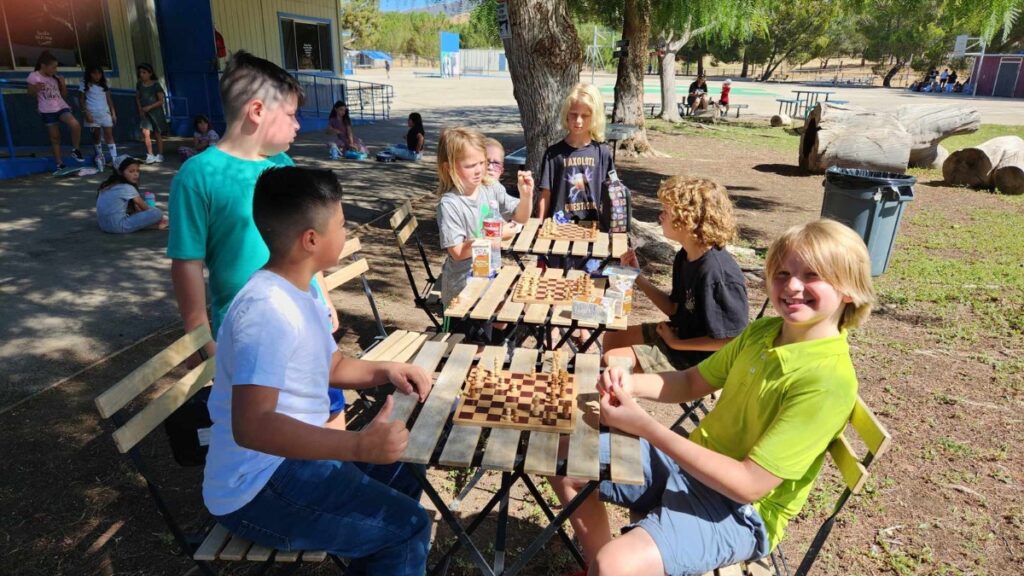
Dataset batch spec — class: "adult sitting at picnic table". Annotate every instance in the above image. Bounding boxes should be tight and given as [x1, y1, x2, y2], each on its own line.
[687, 74, 710, 113]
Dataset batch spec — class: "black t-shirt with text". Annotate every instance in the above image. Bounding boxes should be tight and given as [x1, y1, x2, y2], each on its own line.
[539, 140, 614, 228]
[669, 246, 749, 366]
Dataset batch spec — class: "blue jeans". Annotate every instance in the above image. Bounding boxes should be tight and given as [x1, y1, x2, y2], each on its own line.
[386, 144, 421, 161]
[215, 459, 430, 576]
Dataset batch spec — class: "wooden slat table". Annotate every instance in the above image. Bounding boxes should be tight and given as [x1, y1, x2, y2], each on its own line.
[445, 264, 629, 351]
[390, 343, 644, 576]
[504, 217, 628, 268]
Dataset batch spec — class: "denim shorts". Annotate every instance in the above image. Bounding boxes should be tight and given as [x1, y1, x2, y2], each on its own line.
[215, 459, 431, 576]
[599, 434, 770, 576]
[40, 108, 72, 125]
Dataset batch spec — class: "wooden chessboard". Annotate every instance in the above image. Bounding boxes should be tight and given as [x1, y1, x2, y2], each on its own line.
[537, 221, 599, 241]
[453, 367, 577, 433]
[511, 274, 595, 305]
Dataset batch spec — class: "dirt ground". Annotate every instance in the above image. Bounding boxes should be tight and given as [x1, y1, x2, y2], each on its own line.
[1, 128, 1021, 576]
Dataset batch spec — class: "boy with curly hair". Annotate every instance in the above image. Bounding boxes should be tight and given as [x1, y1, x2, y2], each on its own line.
[603, 175, 748, 372]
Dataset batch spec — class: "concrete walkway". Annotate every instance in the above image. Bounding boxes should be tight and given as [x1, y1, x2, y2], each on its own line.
[3, 66, 1022, 410]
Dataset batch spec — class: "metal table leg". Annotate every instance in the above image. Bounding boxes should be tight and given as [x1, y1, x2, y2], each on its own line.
[412, 464, 498, 576]
[502, 481, 599, 576]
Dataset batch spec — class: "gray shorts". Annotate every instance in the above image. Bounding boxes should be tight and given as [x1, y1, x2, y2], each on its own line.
[632, 322, 696, 374]
[85, 108, 113, 128]
[599, 434, 770, 575]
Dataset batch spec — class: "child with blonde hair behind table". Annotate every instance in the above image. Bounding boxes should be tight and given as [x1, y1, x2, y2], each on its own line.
[535, 83, 614, 229]
[26, 51, 85, 174]
[79, 64, 118, 170]
[550, 219, 875, 576]
[435, 127, 534, 309]
[603, 175, 748, 372]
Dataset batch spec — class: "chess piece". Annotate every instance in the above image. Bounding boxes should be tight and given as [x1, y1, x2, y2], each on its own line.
[503, 404, 513, 421]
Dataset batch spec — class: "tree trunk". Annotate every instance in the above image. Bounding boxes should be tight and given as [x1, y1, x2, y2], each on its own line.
[504, 0, 582, 176]
[882, 61, 904, 87]
[943, 136, 1024, 192]
[658, 49, 682, 121]
[613, 0, 652, 156]
[740, 47, 749, 78]
[895, 105, 981, 167]
[799, 102, 979, 173]
[696, 53, 705, 78]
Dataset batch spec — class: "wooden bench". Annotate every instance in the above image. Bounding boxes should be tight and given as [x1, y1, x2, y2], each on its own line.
[94, 241, 439, 573]
[701, 396, 892, 576]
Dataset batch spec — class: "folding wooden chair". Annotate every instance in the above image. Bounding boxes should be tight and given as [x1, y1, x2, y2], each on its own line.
[389, 200, 443, 329]
[703, 396, 893, 576]
[324, 237, 388, 351]
[94, 325, 342, 574]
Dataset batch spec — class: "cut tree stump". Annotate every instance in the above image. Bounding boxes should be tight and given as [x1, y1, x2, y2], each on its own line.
[799, 102, 979, 173]
[770, 114, 792, 127]
[942, 136, 1024, 193]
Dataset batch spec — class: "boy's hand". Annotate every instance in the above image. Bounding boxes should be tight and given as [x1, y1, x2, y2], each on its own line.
[620, 248, 639, 269]
[656, 321, 681, 348]
[384, 362, 432, 401]
[599, 378, 653, 436]
[356, 396, 408, 463]
[598, 365, 634, 403]
[517, 170, 534, 197]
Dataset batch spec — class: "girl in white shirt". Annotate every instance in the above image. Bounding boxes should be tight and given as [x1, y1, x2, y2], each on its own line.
[79, 65, 118, 170]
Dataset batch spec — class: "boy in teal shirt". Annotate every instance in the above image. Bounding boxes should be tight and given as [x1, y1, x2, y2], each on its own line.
[550, 219, 876, 576]
[169, 51, 338, 354]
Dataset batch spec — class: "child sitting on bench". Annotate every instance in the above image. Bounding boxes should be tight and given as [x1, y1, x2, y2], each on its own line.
[550, 219, 875, 576]
[203, 166, 433, 575]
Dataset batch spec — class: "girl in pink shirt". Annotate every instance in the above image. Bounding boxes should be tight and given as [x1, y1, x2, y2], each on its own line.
[27, 51, 84, 173]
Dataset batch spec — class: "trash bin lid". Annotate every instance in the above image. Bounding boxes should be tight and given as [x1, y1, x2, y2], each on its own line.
[825, 166, 916, 190]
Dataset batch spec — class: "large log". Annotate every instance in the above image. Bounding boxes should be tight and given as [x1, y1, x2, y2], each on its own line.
[799, 102, 979, 173]
[993, 142, 1024, 195]
[942, 136, 1024, 190]
[895, 105, 981, 168]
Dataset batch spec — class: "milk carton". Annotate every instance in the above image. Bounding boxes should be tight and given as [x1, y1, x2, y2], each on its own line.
[472, 239, 492, 277]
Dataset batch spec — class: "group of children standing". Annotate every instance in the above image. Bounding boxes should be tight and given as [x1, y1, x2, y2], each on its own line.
[29, 49, 879, 576]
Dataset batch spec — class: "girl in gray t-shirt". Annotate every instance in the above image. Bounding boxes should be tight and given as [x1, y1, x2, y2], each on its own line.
[434, 128, 534, 308]
[96, 155, 167, 233]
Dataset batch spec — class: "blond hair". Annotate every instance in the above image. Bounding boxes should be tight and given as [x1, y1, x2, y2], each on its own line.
[436, 127, 487, 195]
[765, 219, 875, 330]
[657, 175, 736, 248]
[559, 83, 606, 143]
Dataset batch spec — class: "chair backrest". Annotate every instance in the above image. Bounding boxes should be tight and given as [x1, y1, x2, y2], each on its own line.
[95, 325, 215, 454]
[389, 200, 419, 248]
[388, 200, 442, 328]
[322, 237, 388, 340]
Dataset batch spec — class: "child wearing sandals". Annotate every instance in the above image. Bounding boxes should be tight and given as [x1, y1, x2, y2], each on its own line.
[603, 175, 748, 372]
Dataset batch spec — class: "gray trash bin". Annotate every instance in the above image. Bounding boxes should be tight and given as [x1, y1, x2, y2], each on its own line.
[821, 167, 915, 276]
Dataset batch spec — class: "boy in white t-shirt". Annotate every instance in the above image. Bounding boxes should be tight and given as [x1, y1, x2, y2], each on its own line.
[204, 166, 433, 575]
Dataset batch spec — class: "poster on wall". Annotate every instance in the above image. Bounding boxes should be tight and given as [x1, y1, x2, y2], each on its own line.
[439, 31, 460, 78]
[2, 0, 111, 69]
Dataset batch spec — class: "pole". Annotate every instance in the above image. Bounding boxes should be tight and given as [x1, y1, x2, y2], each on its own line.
[971, 41, 984, 97]
[591, 27, 597, 84]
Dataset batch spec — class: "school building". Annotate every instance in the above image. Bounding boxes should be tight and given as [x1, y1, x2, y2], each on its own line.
[968, 54, 1024, 98]
[0, 0, 391, 178]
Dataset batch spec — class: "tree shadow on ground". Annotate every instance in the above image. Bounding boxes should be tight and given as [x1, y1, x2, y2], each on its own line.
[753, 163, 813, 177]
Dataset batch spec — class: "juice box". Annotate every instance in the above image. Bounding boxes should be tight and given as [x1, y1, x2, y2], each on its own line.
[471, 239, 492, 277]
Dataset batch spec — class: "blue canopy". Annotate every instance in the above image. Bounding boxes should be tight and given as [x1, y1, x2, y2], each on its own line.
[360, 50, 393, 62]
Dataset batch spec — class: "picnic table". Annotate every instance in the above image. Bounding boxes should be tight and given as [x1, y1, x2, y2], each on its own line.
[445, 263, 629, 351]
[503, 217, 629, 269]
[389, 341, 644, 575]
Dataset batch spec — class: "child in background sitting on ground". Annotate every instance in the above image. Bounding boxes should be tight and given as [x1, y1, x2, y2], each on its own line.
[603, 176, 748, 372]
[535, 83, 615, 229]
[204, 166, 433, 574]
[79, 65, 118, 170]
[95, 155, 167, 233]
[436, 127, 533, 308]
[550, 219, 875, 576]
[386, 112, 425, 161]
[27, 51, 85, 174]
[178, 114, 221, 162]
[326, 100, 368, 157]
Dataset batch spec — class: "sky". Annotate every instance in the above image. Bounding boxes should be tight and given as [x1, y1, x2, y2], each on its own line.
[379, 0, 435, 11]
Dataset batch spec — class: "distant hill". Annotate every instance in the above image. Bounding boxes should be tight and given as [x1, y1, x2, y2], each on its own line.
[388, 0, 480, 18]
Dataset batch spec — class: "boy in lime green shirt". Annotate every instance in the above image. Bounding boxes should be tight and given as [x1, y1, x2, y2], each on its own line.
[169, 51, 338, 356]
[550, 219, 876, 576]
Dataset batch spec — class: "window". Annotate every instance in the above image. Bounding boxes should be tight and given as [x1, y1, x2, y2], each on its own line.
[280, 17, 332, 72]
[0, 0, 112, 70]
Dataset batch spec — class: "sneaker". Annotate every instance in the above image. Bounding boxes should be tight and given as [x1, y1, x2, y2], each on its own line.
[52, 163, 67, 176]
[154, 154, 164, 163]
[95, 155, 105, 171]
[145, 154, 157, 164]
[70, 148, 85, 162]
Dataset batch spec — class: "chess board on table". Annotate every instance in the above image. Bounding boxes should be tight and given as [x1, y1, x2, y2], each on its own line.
[511, 274, 595, 305]
[453, 366, 577, 433]
[536, 220, 599, 241]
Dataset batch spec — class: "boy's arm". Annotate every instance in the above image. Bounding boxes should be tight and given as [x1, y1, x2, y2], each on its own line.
[635, 275, 676, 316]
[329, 351, 432, 401]
[600, 377, 782, 504]
[605, 365, 716, 405]
[535, 188, 551, 219]
[511, 171, 534, 224]
[657, 327, 732, 352]
[170, 259, 216, 359]
[233, 386, 407, 464]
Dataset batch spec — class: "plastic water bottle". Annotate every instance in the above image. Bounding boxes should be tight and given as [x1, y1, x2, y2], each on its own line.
[483, 198, 503, 274]
[143, 191, 156, 207]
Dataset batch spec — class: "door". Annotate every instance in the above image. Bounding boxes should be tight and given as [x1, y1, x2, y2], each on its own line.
[993, 60, 1021, 98]
[154, 0, 223, 134]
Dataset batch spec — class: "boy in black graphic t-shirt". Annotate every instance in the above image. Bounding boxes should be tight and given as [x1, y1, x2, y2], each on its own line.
[536, 83, 615, 229]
